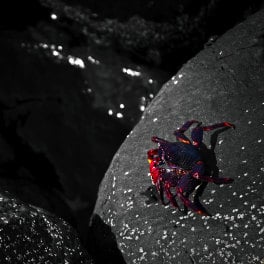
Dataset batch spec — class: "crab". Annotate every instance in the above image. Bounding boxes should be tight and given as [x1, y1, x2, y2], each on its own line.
[147, 120, 235, 216]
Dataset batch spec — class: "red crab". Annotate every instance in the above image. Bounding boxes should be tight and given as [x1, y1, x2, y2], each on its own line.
[147, 120, 235, 216]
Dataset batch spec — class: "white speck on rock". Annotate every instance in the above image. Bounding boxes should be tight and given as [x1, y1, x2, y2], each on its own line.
[162, 230, 168, 240]
[112, 176, 116, 188]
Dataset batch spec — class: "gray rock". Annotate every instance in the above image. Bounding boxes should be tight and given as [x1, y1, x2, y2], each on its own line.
[0, 191, 93, 263]
[93, 9, 264, 264]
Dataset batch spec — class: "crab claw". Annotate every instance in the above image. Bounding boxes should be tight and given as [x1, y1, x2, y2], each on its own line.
[176, 188, 211, 216]
[147, 149, 159, 159]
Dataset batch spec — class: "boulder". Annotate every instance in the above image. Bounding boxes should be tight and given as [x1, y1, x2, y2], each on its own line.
[0, 191, 93, 263]
[0, 34, 134, 252]
[39, 0, 262, 71]
[93, 9, 264, 263]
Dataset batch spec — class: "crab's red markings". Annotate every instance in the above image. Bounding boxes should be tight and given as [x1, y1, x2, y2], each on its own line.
[147, 120, 235, 216]
[147, 149, 163, 184]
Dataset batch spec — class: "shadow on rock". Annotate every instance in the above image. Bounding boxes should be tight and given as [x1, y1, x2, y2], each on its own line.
[88, 214, 126, 264]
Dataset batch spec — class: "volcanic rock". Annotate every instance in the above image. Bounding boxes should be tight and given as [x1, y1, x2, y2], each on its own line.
[93, 9, 264, 264]
[0, 191, 93, 263]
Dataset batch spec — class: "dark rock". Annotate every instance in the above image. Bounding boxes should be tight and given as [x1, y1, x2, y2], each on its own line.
[0, 176, 75, 226]
[0, 0, 50, 30]
[0, 191, 93, 263]
[39, 0, 263, 72]
[0, 35, 128, 240]
[88, 214, 126, 264]
[93, 9, 264, 263]
[12, 21, 167, 127]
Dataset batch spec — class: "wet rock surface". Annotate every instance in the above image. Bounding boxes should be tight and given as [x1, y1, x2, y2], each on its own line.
[0, 190, 92, 263]
[93, 9, 264, 264]
[39, 0, 263, 72]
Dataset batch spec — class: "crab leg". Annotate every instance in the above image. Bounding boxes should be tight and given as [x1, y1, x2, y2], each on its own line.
[191, 122, 235, 147]
[177, 120, 200, 132]
[156, 171, 180, 207]
[192, 161, 234, 184]
[176, 187, 210, 216]
[156, 179, 166, 205]
[164, 182, 179, 208]
[153, 177, 174, 207]
[207, 177, 234, 184]
[202, 122, 235, 131]
[175, 173, 210, 215]
[174, 120, 200, 144]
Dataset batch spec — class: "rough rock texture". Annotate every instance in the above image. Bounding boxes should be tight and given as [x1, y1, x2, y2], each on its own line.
[39, 0, 263, 71]
[0, 191, 92, 263]
[93, 9, 264, 264]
